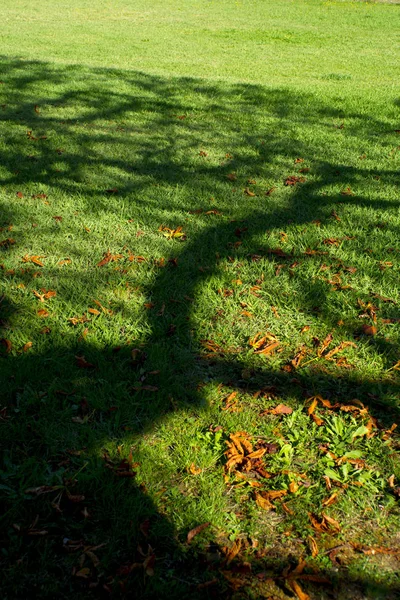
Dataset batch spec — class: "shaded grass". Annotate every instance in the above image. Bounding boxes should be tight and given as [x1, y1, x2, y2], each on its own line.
[1, 0, 400, 597]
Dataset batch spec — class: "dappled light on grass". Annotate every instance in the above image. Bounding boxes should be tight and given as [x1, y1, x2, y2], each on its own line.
[1, 57, 400, 598]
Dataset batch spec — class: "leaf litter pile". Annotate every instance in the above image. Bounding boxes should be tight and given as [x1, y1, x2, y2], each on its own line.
[0, 59, 400, 600]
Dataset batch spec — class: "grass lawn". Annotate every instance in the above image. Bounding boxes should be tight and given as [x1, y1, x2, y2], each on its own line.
[1, 0, 400, 598]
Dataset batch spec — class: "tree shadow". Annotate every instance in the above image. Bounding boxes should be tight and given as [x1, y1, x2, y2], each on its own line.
[1, 58, 399, 598]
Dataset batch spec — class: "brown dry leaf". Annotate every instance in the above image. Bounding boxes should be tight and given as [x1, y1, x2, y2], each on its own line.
[0, 237, 16, 247]
[341, 187, 354, 196]
[265, 187, 276, 196]
[308, 536, 319, 557]
[362, 324, 377, 336]
[158, 225, 186, 240]
[16, 191, 24, 198]
[88, 308, 101, 316]
[0, 338, 12, 353]
[224, 539, 242, 565]
[284, 175, 306, 186]
[271, 305, 280, 319]
[199, 150, 208, 157]
[22, 255, 45, 267]
[254, 340, 280, 355]
[311, 414, 324, 426]
[307, 398, 318, 416]
[188, 463, 202, 475]
[187, 522, 210, 543]
[58, 258, 71, 266]
[227, 172, 237, 181]
[271, 404, 293, 415]
[205, 209, 222, 216]
[37, 309, 49, 318]
[322, 512, 341, 532]
[75, 568, 91, 578]
[255, 493, 274, 511]
[294, 158, 305, 164]
[97, 251, 123, 267]
[324, 341, 356, 360]
[291, 345, 308, 369]
[53, 215, 62, 222]
[244, 187, 256, 197]
[22, 341, 33, 352]
[75, 355, 95, 369]
[318, 333, 333, 356]
[288, 579, 310, 600]
[322, 492, 339, 507]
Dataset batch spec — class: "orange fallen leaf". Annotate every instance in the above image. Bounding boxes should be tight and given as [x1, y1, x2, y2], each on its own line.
[362, 324, 377, 336]
[271, 404, 293, 415]
[244, 188, 256, 197]
[341, 187, 353, 196]
[37, 309, 49, 317]
[187, 522, 210, 543]
[255, 493, 274, 511]
[88, 308, 101, 315]
[0, 238, 16, 247]
[22, 341, 33, 352]
[75, 355, 95, 369]
[284, 175, 306, 186]
[0, 338, 12, 353]
[188, 463, 202, 475]
[22, 255, 45, 267]
[308, 536, 319, 557]
[322, 492, 339, 507]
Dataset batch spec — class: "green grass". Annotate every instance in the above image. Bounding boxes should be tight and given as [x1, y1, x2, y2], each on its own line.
[1, 0, 400, 598]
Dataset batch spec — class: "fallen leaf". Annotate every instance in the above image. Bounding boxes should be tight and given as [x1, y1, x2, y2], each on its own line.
[22, 341, 33, 352]
[187, 522, 210, 543]
[271, 404, 293, 415]
[22, 255, 45, 267]
[288, 579, 310, 600]
[308, 536, 319, 557]
[16, 191, 24, 198]
[158, 225, 186, 240]
[75, 355, 95, 369]
[97, 251, 123, 267]
[255, 493, 274, 511]
[58, 258, 71, 266]
[0, 238, 16, 247]
[188, 463, 202, 475]
[284, 176, 306, 186]
[317, 333, 333, 356]
[362, 324, 377, 336]
[0, 338, 12, 353]
[244, 187, 256, 197]
[340, 187, 353, 196]
[37, 309, 49, 317]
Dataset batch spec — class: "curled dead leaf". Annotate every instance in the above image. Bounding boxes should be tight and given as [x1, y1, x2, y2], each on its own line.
[187, 522, 210, 543]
